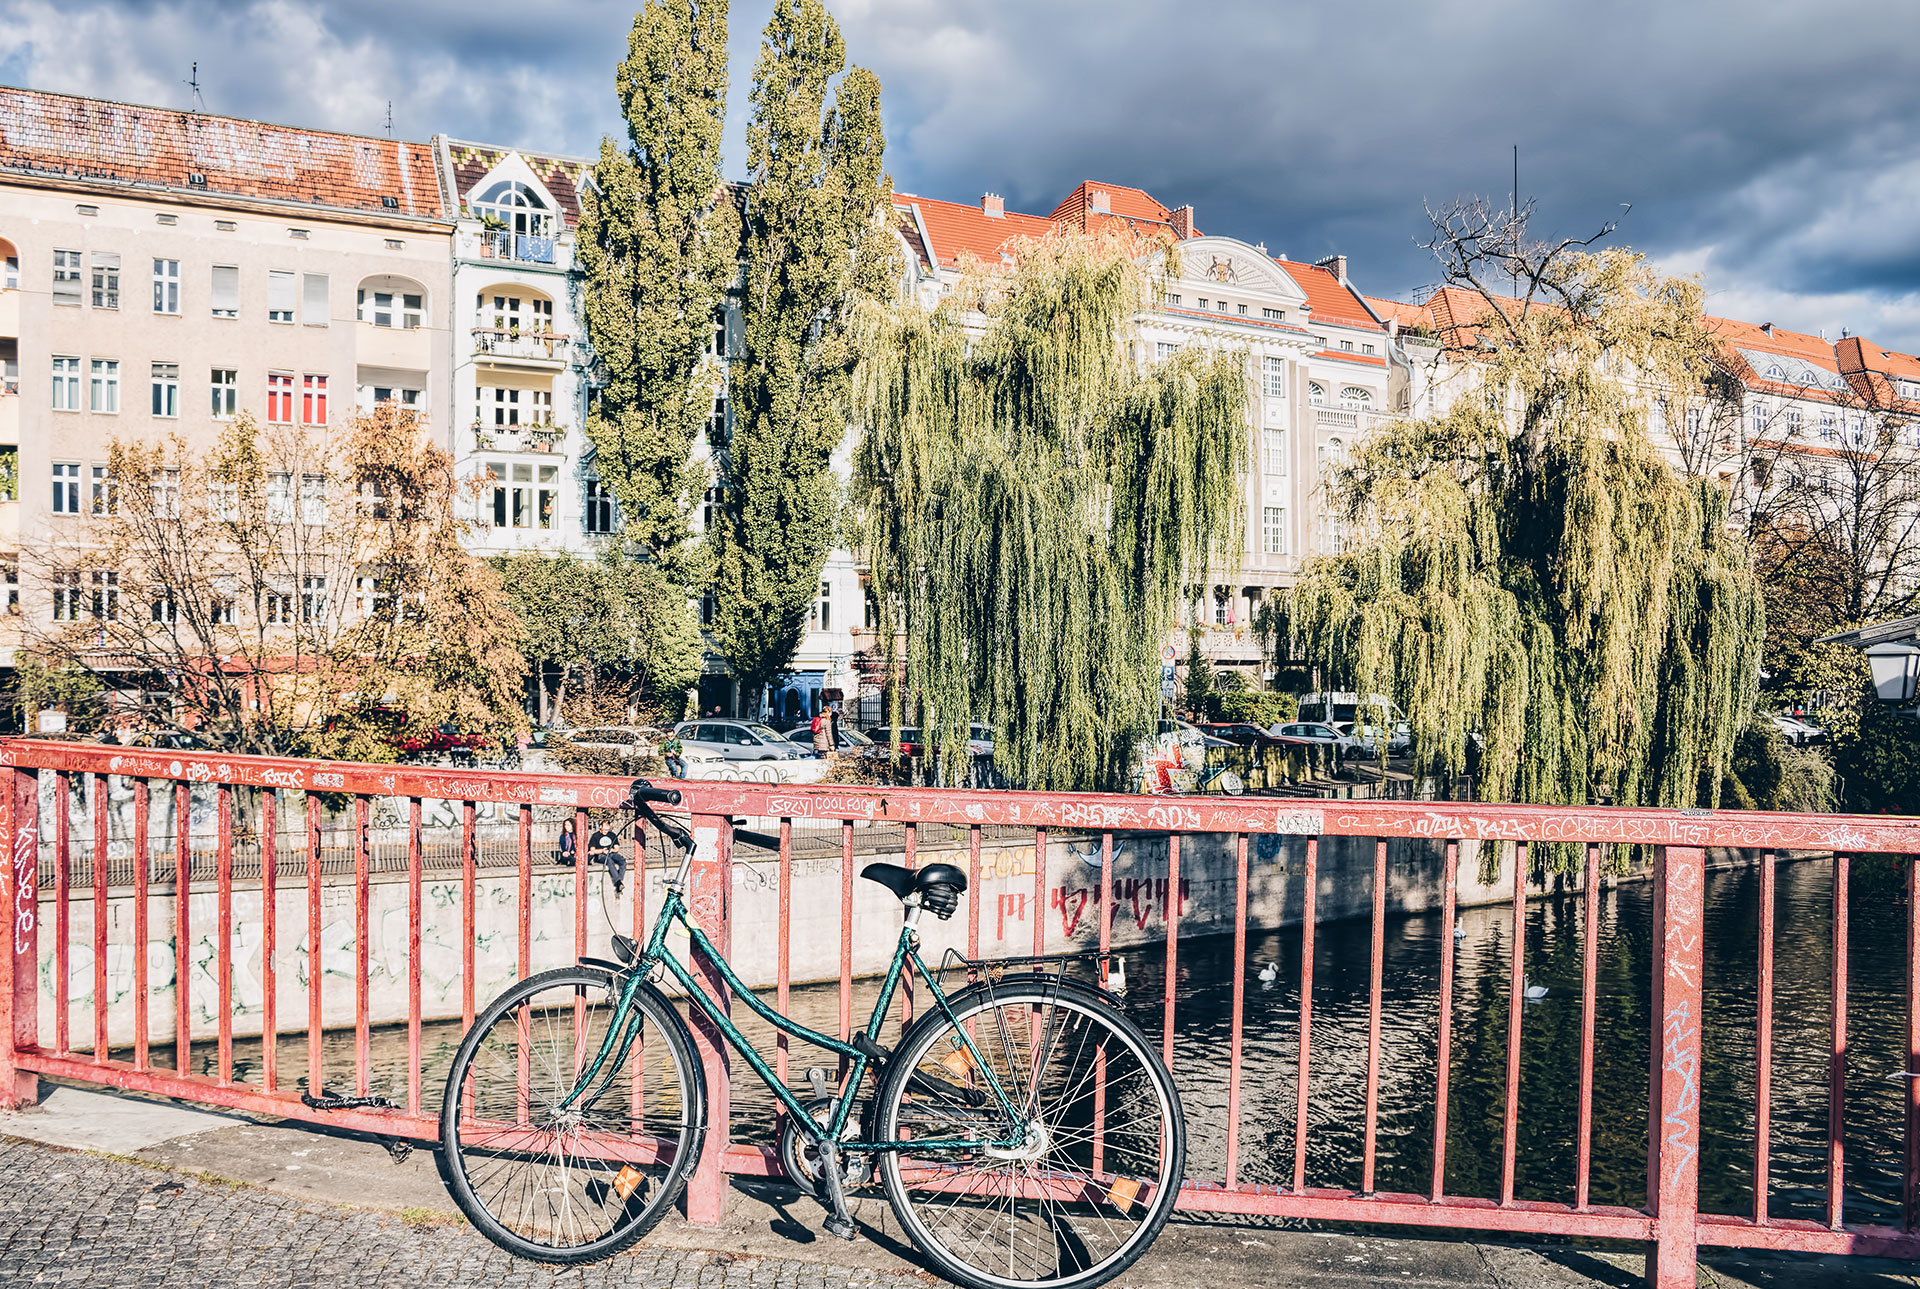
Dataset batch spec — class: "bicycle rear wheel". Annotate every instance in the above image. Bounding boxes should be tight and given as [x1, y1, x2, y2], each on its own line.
[439, 967, 704, 1263]
[874, 981, 1185, 1289]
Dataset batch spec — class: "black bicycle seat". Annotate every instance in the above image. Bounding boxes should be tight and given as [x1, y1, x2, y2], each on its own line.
[861, 861, 968, 902]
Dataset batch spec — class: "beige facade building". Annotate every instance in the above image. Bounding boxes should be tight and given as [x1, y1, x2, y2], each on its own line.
[0, 87, 454, 685]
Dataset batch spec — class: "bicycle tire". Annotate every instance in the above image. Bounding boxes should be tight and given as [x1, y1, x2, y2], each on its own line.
[439, 967, 706, 1264]
[874, 980, 1185, 1289]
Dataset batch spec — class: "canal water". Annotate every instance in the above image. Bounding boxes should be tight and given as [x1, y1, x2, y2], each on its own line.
[178, 854, 1912, 1227]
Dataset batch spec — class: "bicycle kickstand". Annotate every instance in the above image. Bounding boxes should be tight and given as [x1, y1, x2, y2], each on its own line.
[815, 1140, 860, 1242]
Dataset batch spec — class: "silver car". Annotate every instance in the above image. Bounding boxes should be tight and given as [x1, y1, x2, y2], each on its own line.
[674, 719, 809, 762]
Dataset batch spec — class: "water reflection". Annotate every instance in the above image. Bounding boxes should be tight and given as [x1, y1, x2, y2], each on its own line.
[173, 855, 1910, 1227]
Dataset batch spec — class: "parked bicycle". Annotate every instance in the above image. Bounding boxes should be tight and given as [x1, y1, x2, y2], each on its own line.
[439, 779, 1186, 1289]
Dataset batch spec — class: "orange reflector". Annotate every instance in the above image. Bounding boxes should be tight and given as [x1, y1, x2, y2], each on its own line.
[1108, 1177, 1141, 1211]
[613, 1165, 645, 1200]
[940, 1047, 978, 1080]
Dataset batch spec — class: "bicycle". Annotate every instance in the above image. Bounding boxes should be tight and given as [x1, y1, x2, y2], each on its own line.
[439, 779, 1186, 1289]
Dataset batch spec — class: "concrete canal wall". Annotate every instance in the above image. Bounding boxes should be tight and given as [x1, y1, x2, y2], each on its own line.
[37, 807, 1650, 1048]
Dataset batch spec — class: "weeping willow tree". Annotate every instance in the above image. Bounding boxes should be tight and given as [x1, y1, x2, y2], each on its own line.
[851, 230, 1250, 790]
[1287, 202, 1764, 831]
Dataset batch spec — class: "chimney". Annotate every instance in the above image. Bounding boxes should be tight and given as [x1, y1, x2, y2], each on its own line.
[1386, 318, 1399, 339]
[1169, 204, 1195, 239]
[982, 192, 1004, 219]
[1254, 242, 1266, 254]
[1761, 322, 1774, 336]
[1316, 253, 1349, 285]
[1088, 188, 1111, 215]
[1277, 252, 1287, 261]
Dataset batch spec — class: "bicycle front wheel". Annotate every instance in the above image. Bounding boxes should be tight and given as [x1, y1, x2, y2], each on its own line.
[439, 967, 705, 1263]
[874, 982, 1185, 1289]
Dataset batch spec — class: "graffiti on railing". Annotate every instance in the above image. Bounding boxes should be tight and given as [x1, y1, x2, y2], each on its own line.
[11, 823, 33, 955]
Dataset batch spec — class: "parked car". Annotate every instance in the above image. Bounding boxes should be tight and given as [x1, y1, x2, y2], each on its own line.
[865, 726, 926, 757]
[1268, 721, 1366, 755]
[1199, 722, 1273, 748]
[1771, 714, 1826, 747]
[1338, 721, 1412, 757]
[674, 719, 809, 761]
[1171, 720, 1237, 749]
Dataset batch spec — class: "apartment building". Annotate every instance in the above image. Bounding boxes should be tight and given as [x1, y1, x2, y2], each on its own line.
[431, 139, 613, 556]
[0, 87, 454, 688]
[890, 180, 1395, 680]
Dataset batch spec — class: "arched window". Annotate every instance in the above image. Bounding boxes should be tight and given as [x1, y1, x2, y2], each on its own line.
[1339, 386, 1371, 409]
[1766, 364, 1784, 380]
[1307, 382, 1325, 406]
[356, 275, 427, 330]
[473, 180, 551, 238]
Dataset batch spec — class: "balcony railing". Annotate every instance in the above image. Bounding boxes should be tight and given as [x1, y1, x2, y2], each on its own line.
[471, 421, 565, 454]
[476, 229, 556, 265]
[472, 328, 570, 364]
[1312, 406, 1360, 431]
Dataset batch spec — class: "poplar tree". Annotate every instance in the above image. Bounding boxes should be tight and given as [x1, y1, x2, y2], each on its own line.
[577, 0, 738, 565]
[852, 231, 1251, 790]
[1286, 203, 1765, 836]
[711, 0, 894, 709]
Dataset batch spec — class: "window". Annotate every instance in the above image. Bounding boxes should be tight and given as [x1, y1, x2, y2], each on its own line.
[814, 580, 832, 631]
[1340, 386, 1371, 409]
[358, 288, 425, 329]
[1749, 404, 1766, 437]
[706, 394, 726, 440]
[208, 595, 235, 625]
[1196, 299, 1208, 311]
[302, 576, 327, 623]
[213, 480, 239, 521]
[53, 249, 82, 306]
[150, 468, 180, 518]
[1263, 506, 1287, 555]
[1687, 408, 1705, 439]
[90, 359, 119, 413]
[1340, 339, 1354, 352]
[1213, 588, 1229, 626]
[150, 363, 179, 418]
[1262, 356, 1285, 398]
[702, 485, 719, 532]
[355, 573, 395, 622]
[473, 180, 552, 237]
[1786, 408, 1802, 437]
[1, 562, 15, 616]
[1263, 429, 1287, 475]
[53, 462, 82, 515]
[365, 385, 423, 410]
[1156, 342, 1179, 361]
[267, 372, 294, 423]
[1362, 343, 1375, 356]
[1820, 413, 1836, 443]
[53, 570, 82, 621]
[90, 464, 118, 516]
[152, 259, 180, 313]
[91, 253, 120, 309]
[267, 270, 296, 322]
[2, 255, 14, 290]
[300, 474, 326, 525]
[211, 369, 238, 419]
[265, 590, 293, 625]
[52, 356, 81, 410]
[1216, 300, 1229, 313]
[536, 465, 557, 529]
[90, 570, 119, 621]
[1308, 382, 1325, 406]
[706, 314, 727, 358]
[267, 472, 292, 522]
[211, 265, 239, 317]
[301, 273, 329, 326]
[1263, 308, 1284, 321]
[1165, 294, 1181, 307]
[584, 479, 616, 534]
[301, 374, 328, 425]
[1237, 303, 1248, 316]
[485, 386, 520, 427]
[151, 592, 177, 625]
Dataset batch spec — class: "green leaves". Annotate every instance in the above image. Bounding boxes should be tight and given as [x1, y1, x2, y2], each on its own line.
[711, 0, 896, 702]
[853, 230, 1251, 790]
[578, 0, 736, 565]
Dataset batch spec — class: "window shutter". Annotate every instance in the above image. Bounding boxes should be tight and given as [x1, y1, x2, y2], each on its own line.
[268, 270, 296, 316]
[211, 265, 239, 315]
[302, 273, 329, 325]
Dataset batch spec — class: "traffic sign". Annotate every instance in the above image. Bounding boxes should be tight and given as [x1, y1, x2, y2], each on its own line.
[1160, 644, 1177, 664]
[1160, 677, 1177, 700]
[1160, 663, 1176, 682]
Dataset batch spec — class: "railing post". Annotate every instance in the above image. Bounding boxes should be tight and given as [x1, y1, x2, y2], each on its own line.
[1646, 844, 1704, 1289]
[684, 813, 732, 1226]
[0, 765, 40, 1107]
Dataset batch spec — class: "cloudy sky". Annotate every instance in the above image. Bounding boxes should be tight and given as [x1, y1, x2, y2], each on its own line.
[5, 0, 1919, 348]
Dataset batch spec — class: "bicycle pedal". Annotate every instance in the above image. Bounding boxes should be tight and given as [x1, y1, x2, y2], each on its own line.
[822, 1215, 859, 1242]
[807, 1067, 830, 1099]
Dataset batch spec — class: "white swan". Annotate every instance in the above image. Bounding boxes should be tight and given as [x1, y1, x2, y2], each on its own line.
[1257, 962, 1279, 985]
[1522, 976, 1548, 1001]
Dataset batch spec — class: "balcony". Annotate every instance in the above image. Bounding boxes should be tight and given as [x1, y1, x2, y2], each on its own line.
[475, 229, 557, 266]
[1312, 406, 1360, 431]
[357, 321, 433, 372]
[472, 328, 571, 368]
[471, 421, 566, 454]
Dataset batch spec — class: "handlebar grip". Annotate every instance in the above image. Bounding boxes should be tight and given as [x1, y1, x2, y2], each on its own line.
[629, 779, 682, 807]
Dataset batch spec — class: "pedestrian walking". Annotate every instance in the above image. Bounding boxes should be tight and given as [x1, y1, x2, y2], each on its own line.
[811, 707, 833, 758]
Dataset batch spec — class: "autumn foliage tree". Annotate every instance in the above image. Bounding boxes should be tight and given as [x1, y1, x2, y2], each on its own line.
[25, 405, 526, 760]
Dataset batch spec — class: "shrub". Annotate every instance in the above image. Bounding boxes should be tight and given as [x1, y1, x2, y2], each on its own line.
[1212, 690, 1297, 728]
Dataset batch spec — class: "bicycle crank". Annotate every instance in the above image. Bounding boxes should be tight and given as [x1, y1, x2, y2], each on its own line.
[778, 1094, 872, 1199]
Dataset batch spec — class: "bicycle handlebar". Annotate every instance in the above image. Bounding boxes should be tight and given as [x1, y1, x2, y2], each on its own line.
[629, 779, 681, 807]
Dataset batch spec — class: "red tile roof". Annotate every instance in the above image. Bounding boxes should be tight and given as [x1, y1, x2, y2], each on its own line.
[0, 86, 445, 220]
[1049, 180, 1175, 228]
[1311, 350, 1388, 367]
[1703, 315, 1838, 369]
[1835, 336, 1920, 412]
[1274, 259, 1383, 331]
[1363, 296, 1430, 330]
[442, 139, 593, 228]
[892, 192, 1058, 272]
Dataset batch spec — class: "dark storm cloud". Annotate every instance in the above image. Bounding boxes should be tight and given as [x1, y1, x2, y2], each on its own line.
[5, 0, 1918, 343]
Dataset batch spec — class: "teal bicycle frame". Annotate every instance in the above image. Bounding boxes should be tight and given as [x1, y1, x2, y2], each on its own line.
[555, 834, 1030, 1156]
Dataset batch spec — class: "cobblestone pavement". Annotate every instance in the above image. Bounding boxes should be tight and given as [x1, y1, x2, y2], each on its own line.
[0, 1139, 935, 1289]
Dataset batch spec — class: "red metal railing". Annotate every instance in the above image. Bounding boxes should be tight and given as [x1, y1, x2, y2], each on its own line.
[2, 738, 1918, 1288]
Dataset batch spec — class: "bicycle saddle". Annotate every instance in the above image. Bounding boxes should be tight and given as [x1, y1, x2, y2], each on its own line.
[861, 862, 967, 919]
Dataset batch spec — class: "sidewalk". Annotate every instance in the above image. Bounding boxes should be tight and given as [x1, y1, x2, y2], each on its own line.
[4, 1082, 1918, 1288]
